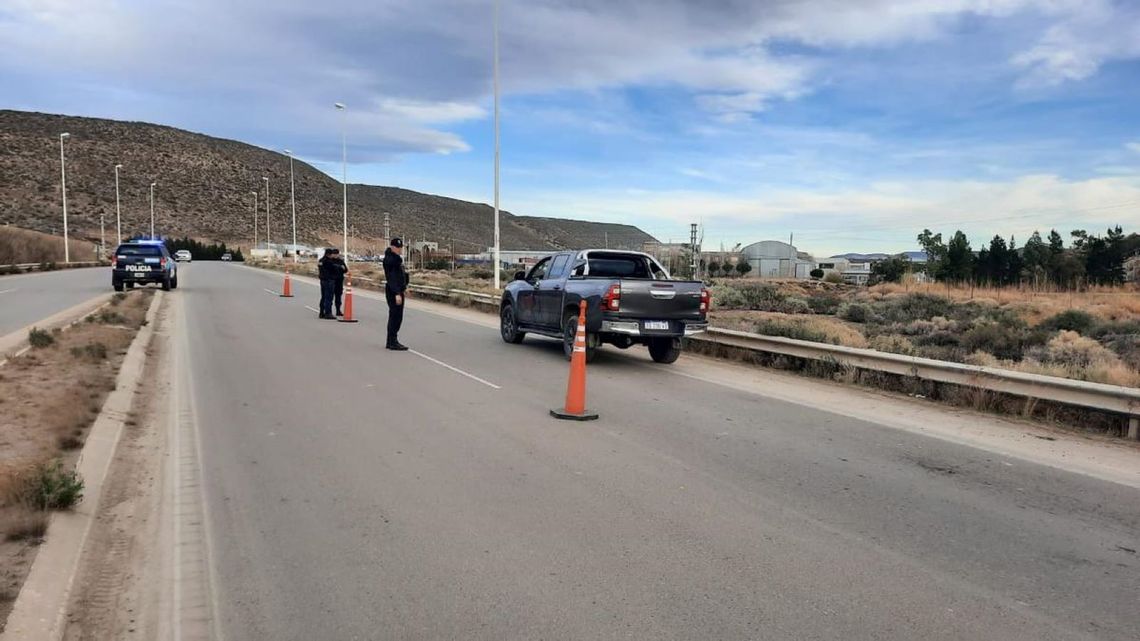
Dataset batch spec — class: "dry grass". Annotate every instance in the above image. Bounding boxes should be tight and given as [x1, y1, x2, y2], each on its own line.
[0, 226, 98, 265]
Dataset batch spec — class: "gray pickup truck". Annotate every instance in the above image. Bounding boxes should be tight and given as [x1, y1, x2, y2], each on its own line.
[499, 250, 709, 364]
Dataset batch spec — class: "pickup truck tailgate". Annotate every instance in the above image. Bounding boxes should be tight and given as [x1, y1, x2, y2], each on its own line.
[614, 280, 704, 320]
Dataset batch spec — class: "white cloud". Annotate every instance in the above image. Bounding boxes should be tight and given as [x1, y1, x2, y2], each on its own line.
[376, 99, 486, 124]
[1127, 142, 1140, 154]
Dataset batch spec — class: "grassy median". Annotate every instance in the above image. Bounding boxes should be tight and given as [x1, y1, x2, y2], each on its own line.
[0, 290, 153, 629]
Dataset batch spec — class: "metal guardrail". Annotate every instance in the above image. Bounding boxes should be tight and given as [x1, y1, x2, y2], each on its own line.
[275, 265, 1140, 438]
[2, 261, 104, 273]
[693, 327, 1140, 439]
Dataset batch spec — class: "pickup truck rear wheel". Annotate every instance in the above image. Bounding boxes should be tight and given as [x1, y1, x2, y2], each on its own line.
[562, 310, 598, 363]
[648, 337, 681, 364]
[500, 303, 525, 344]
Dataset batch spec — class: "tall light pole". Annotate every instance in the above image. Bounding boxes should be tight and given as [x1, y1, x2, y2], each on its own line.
[334, 102, 348, 256]
[250, 191, 258, 250]
[285, 149, 297, 263]
[492, 0, 501, 289]
[59, 132, 71, 263]
[262, 176, 270, 250]
[113, 164, 123, 245]
[149, 182, 156, 238]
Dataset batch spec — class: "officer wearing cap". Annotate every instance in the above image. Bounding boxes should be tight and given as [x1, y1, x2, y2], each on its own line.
[383, 238, 409, 350]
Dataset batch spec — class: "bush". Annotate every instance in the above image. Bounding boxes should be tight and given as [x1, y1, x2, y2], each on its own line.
[877, 293, 951, 324]
[470, 269, 493, 280]
[839, 303, 868, 323]
[70, 342, 108, 361]
[753, 319, 837, 344]
[10, 461, 84, 511]
[111, 292, 127, 306]
[823, 272, 844, 284]
[1037, 309, 1096, 334]
[28, 327, 54, 348]
[1026, 330, 1121, 370]
[809, 268, 824, 280]
[807, 292, 841, 315]
[962, 322, 1034, 361]
[869, 334, 916, 356]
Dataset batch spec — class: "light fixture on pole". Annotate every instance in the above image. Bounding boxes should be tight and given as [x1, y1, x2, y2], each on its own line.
[284, 149, 297, 263]
[113, 164, 123, 245]
[334, 102, 348, 256]
[492, 0, 501, 289]
[262, 176, 270, 250]
[149, 182, 156, 238]
[250, 191, 258, 250]
[59, 132, 71, 263]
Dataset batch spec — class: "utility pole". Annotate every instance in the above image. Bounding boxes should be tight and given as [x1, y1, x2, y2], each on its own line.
[59, 132, 71, 262]
[690, 223, 699, 279]
[384, 212, 390, 242]
[149, 182, 156, 239]
[492, 0, 501, 289]
[250, 191, 258, 249]
[335, 102, 348, 255]
[285, 150, 297, 263]
[262, 177, 270, 250]
[100, 213, 105, 258]
[113, 164, 123, 245]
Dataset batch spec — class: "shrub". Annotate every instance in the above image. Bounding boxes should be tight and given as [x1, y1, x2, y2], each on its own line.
[711, 285, 747, 309]
[780, 296, 812, 314]
[823, 272, 843, 284]
[869, 334, 916, 356]
[9, 461, 84, 511]
[28, 327, 54, 348]
[877, 293, 951, 324]
[70, 342, 108, 361]
[1037, 309, 1096, 334]
[470, 269, 493, 280]
[809, 268, 824, 279]
[807, 292, 841, 315]
[110, 292, 127, 306]
[4, 512, 48, 542]
[1026, 330, 1119, 370]
[839, 303, 869, 323]
[753, 319, 837, 344]
[962, 322, 1031, 361]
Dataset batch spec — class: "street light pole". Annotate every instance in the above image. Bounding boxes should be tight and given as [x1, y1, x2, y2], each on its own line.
[149, 182, 156, 238]
[334, 102, 348, 256]
[59, 132, 71, 263]
[492, 0, 501, 289]
[114, 164, 123, 245]
[100, 213, 105, 258]
[262, 176, 270, 250]
[285, 150, 297, 263]
[250, 191, 258, 250]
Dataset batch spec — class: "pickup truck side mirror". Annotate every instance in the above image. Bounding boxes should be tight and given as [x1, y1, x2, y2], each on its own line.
[513, 270, 527, 282]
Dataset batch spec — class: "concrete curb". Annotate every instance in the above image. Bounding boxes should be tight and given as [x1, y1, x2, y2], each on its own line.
[1, 291, 165, 641]
[0, 293, 115, 364]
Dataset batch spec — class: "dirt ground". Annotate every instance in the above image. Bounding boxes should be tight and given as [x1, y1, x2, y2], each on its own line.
[0, 290, 152, 631]
[61, 299, 172, 640]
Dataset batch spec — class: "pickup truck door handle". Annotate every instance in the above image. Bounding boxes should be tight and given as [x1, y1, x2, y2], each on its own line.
[553, 285, 562, 291]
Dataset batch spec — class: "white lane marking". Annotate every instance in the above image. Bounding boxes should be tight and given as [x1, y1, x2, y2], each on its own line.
[304, 305, 320, 313]
[262, 288, 278, 295]
[0, 288, 15, 294]
[408, 349, 502, 390]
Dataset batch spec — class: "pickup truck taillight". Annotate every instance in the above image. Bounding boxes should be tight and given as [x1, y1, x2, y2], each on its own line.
[160, 257, 167, 268]
[110, 256, 117, 268]
[602, 283, 621, 311]
[700, 288, 710, 313]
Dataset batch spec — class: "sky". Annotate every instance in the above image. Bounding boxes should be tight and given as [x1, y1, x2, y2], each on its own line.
[3, 0, 1140, 257]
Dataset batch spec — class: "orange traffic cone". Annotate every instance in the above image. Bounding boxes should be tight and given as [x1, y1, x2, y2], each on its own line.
[338, 273, 359, 323]
[280, 267, 294, 297]
[550, 299, 598, 421]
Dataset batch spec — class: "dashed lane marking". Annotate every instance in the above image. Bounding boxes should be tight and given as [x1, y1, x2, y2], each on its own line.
[408, 349, 502, 390]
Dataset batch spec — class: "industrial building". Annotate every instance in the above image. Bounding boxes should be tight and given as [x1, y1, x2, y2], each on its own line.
[740, 241, 815, 279]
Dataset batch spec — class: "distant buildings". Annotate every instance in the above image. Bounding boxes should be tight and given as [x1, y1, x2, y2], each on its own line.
[740, 241, 815, 279]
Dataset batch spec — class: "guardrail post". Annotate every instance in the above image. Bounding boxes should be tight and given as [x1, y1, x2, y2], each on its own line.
[1129, 415, 1139, 441]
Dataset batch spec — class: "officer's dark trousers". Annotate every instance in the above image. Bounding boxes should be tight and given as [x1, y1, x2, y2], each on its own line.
[319, 279, 334, 316]
[333, 279, 344, 313]
[386, 291, 404, 345]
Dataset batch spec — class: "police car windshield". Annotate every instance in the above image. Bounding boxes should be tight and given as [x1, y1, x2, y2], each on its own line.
[116, 245, 163, 256]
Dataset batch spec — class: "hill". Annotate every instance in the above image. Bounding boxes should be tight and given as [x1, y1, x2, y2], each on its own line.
[0, 110, 657, 254]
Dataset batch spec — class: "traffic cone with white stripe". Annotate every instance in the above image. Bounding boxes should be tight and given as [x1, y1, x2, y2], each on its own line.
[338, 274, 359, 323]
[550, 299, 598, 421]
[280, 266, 294, 297]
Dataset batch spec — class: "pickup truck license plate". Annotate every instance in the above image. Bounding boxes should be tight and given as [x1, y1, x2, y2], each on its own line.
[134, 271, 148, 278]
[644, 321, 670, 331]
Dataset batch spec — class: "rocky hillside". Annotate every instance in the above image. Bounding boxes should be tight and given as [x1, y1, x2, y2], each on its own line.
[0, 110, 656, 253]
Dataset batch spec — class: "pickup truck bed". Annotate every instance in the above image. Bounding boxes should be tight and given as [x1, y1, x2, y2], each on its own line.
[500, 250, 709, 364]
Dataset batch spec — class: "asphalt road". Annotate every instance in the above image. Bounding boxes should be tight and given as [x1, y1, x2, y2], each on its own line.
[177, 263, 1139, 641]
[0, 267, 108, 336]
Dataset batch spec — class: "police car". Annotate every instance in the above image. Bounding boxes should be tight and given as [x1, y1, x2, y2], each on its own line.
[111, 240, 178, 291]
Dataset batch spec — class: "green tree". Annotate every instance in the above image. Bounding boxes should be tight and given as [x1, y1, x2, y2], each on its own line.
[736, 261, 753, 277]
[916, 229, 946, 278]
[809, 267, 824, 280]
[1022, 231, 1050, 286]
[707, 261, 720, 277]
[869, 256, 908, 284]
[944, 230, 974, 282]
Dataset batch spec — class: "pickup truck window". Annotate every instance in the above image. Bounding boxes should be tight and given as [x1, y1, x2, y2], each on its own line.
[548, 254, 570, 279]
[586, 253, 664, 279]
[527, 257, 551, 281]
[115, 245, 163, 257]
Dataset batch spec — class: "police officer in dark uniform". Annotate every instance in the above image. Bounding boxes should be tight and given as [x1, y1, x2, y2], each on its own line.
[382, 238, 409, 350]
[329, 249, 348, 316]
[317, 248, 338, 319]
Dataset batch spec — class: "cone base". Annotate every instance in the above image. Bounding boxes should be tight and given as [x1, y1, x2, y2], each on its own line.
[279, 294, 294, 298]
[550, 408, 599, 421]
[338, 318, 359, 323]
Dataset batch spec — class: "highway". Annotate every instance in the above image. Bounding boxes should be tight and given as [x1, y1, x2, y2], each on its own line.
[0, 267, 107, 336]
[167, 262, 1138, 641]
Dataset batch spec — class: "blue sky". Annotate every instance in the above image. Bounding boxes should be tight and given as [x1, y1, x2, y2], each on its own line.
[3, 0, 1140, 257]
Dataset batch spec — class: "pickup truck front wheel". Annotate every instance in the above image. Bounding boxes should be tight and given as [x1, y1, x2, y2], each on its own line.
[562, 310, 598, 363]
[648, 337, 681, 364]
[500, 303, 525, 344]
